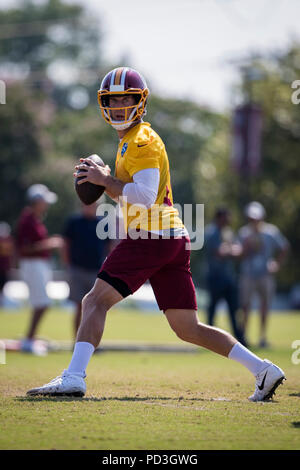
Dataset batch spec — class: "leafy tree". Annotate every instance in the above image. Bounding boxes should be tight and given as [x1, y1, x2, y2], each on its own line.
[0, 0, 105, 107]
[0, 83, 44, 229]
[217, 47, 300, 289]
[1, 1, 299, 292]
[0, 0, 107, 234]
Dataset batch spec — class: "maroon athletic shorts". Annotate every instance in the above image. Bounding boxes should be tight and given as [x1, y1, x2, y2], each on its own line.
[97, 235, 197, 312]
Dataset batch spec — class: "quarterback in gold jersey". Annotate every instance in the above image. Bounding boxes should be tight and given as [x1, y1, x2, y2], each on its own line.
[27, 67, 285, 402]
[114, 121, 185, 234]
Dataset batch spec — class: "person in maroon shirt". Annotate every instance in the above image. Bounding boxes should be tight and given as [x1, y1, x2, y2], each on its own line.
[16, 184, 63, 354]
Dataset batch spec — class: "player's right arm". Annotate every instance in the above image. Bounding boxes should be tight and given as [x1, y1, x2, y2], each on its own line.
[104, 176, 126, 202]
[76, 158, 126, 202]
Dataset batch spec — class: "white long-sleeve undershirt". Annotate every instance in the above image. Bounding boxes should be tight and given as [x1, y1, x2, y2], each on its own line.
[118, 167, 188, 238]
[121, 168, 160, 208]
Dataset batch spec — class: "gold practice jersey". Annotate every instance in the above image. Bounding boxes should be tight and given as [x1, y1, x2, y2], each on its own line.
[115, 122, 185, 233]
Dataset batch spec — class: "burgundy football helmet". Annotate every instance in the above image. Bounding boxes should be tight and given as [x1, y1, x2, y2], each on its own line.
[97, 67, 149, 130]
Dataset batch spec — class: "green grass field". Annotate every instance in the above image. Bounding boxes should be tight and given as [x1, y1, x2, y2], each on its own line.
[0, 307, 300, 450]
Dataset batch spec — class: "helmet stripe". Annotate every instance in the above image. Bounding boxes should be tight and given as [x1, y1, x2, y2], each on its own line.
[120, 67, 128, 87]
[110, 69, 117, 88]
[114, 67, 123, 86]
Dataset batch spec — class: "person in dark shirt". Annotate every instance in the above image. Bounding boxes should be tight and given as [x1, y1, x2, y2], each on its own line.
[204, 208, 245, 345]
[62, 202, 110, 337]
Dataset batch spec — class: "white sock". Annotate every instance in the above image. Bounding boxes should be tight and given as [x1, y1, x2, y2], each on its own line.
[67, 342, 95, 377]
[228, 342, 265, 376]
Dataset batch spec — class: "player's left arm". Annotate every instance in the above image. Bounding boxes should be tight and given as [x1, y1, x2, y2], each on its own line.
[100, 167, 159, 206]
[122, 168, 159, 208]
[101, 167, 159, 206]
[104, 175, 126, 201]
[121, 137, 160, 207]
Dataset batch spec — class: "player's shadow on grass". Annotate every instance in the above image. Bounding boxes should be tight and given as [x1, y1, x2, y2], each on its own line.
[14, 395, 280, 404]
[15, 395, 235, 403]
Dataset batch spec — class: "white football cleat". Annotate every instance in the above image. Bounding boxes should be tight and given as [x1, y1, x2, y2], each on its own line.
[26, 370, 86, 397]
[249, 359, 286, 402]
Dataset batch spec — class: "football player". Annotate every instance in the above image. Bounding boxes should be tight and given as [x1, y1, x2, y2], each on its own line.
[27, 67, 285, 402]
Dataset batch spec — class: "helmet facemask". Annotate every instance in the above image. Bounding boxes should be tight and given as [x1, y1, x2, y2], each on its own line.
[97, 89, 149, 131]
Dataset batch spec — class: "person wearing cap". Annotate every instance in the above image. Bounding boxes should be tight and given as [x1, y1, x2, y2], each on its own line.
[204, 208, 246, 345]
[16, 184, 64, 354]
[238, 202, 289, 348]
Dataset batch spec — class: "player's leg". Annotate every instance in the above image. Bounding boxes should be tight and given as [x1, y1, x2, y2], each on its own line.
[65, 237, 160, 385]
[76, 278, 122, 347]
[166, 308, 236, 356]
[165, 308, 268, 374]
[26, 278, 123, 397]
[165, 308, 285, 401]
[27, 232, 151, 396]
[66, 278, 123, 375]
[74, 302, 82, 338]
[152, 237, 285, 401]
[26, 236, 152, 396]
[151, 239, 236, 356]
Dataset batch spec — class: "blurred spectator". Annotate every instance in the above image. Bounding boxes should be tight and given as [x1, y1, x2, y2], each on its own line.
[238, 201, 289, 348]
[204, 208, 245, 344]
[16, 184, 64, 354]
[289, 284, 300, 310]
[62, 202, 111, 338]
[0, 222, 14, 306]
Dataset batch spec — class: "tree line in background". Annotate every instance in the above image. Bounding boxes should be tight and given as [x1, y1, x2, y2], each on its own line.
[0, 0, 300, 290]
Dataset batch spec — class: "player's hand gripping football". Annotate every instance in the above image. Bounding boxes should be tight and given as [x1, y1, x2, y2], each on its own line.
[74, 157, 111, 187]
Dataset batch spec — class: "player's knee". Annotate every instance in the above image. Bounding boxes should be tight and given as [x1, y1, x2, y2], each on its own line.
[172, 322, 209, 345]
[171, 325, 195, 343]
[81, 292, 90, 311]
[177, 331, 191, 342]
[81, 289, 106, 318]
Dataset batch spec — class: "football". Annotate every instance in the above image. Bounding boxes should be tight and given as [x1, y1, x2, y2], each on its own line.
[75, 154, 106, 205]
